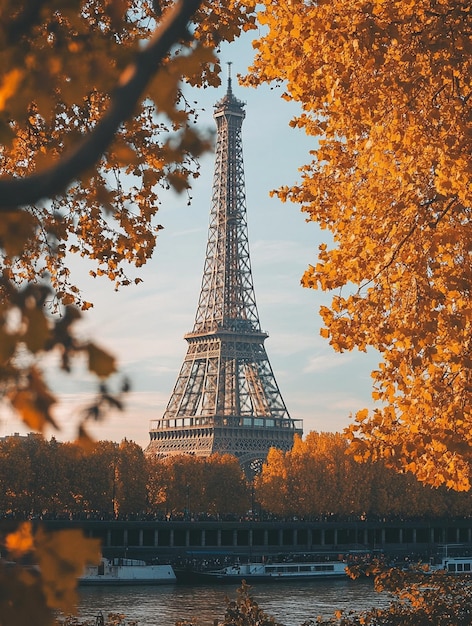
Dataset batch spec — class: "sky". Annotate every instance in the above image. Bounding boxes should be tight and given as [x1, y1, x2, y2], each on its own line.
[0, 30, 380, 448]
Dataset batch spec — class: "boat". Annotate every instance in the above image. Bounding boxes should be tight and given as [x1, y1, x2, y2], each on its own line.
[427, 545, 472, 575]
[431, 556, 472, 575]
[175, 560, 348, 583]
[79, 557, 176, 585]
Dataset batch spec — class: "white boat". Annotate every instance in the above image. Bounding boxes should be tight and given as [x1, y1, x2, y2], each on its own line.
[176, 560, 347, 583]
[432, 556, 472, 575]
[79, 557, 176, 585]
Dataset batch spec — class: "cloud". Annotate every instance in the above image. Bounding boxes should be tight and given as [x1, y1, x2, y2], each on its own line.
[303, 351, 355, 373]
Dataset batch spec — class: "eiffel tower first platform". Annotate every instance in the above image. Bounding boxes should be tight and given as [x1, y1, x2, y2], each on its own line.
[145, 68, 303, 474]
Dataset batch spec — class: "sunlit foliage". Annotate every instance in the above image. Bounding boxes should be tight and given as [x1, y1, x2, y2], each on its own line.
[0, 0, 255, 437]
[2, 433, 472, 520]
[243, 0, 472, 491]
[147, 453, 251, 517]
[1, 521, 101, 625]
[0, 0, 256, 299]
[256, 432, 472, 519]
[0, 436, 145, 517]
[0, 437, 251, 518]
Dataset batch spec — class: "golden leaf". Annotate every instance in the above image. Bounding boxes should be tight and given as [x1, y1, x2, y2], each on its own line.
[111, 140, 139, 167]
[0, 212, 36, 257]
[86, 342, 117, 378]
[5, 522, 34, 557]
[35, 527, 101, 613]
[0, 68, 24, 111]
[23, 308, 50, 353]
[9, 390, 48, 432]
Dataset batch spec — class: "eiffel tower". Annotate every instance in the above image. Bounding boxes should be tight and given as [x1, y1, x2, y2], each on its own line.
[145, 66, 303, 475]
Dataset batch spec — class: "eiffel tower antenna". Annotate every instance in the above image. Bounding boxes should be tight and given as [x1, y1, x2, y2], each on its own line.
[145, 73, 303, 476]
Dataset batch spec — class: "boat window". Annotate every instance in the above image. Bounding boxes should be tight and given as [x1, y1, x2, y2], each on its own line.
[457, 563, 463, 572]
[447, 564, 456, 572]
[465, 563, 471, 571]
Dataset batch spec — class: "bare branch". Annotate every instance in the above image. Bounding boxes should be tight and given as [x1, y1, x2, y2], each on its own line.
[0, 0, 202, 210]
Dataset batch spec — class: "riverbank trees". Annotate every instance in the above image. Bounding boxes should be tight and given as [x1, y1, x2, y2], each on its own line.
[1, 433, 472, 520]
[256, 432, 472, 520]
[146, 452, 250, 517]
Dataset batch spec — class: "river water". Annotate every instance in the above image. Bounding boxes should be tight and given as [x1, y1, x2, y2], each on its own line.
[77, 579, 389, 625]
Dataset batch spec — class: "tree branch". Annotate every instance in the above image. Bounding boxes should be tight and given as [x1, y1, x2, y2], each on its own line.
[0, 0, 202, 210]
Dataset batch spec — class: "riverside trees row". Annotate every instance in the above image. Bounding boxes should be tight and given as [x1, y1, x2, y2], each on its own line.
[2, 432, 472, 521]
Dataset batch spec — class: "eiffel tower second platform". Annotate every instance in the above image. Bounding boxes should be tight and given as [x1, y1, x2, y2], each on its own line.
[145, 69, 303, 475]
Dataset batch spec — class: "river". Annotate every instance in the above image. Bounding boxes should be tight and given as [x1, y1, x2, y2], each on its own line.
[77, 578, 390, 625]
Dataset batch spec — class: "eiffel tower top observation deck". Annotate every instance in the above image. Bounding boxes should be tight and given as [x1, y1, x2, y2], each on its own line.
[145, 66, 303, 474]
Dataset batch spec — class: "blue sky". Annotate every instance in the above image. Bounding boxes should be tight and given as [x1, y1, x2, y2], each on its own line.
[0, 31, 380, 447]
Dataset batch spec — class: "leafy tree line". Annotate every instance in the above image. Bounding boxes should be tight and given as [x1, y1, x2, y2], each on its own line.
[256, 432, 472, 520]
[0, 435, 251, 518]
[2, 432, 472, 520]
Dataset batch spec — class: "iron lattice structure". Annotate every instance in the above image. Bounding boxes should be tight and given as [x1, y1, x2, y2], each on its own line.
[146, 71, 303, 475]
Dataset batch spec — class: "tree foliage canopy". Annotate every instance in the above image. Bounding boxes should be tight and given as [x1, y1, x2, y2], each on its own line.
[1, 0, 255, 299]
[0, 0, 255, 436]
[256, 432, 472, 519]
[244, 0, 472, 490]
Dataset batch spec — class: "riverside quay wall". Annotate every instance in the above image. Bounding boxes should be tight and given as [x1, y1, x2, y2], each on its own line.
[31, 518, 472, 561]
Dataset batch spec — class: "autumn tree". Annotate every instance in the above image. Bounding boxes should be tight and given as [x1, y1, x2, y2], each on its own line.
[146, 453, 169, 515]
[201, 454, 250, 516]
[81, 440, 119, 516]
[146, 453, 251, 517]
[0, 437, 32, 515]
[256, 432, 472, 519]
[256, 433, 370, 518]
[21, 434, 60, 516]
[145, 454, 205, 517]
[115, 439, 148, 516]
[244, 0, 472, 490]
[255, 447, 289, 517]
[0, 0, 255, 439]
